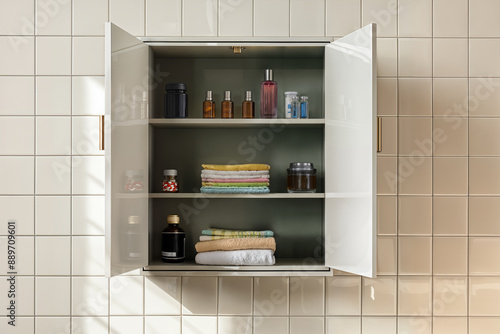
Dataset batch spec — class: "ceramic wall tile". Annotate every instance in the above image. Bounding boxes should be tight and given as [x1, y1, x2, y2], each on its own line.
[36, 0, 71, 35]
[433, 157, 468, 195]
[469, 197, 500, 236]
[362, 0, 397, 37]
[398, 237, 432, 275]
[290, 0, 325, 37]
[469, 157, 500, 195]
[469, 78, 500, 117]
[469, 0, 500, 37]
[0, 196, 34, 235]
[433, 78, 468, 116]
[398, 196, 432, 235]
[182, 277, 217, 315]
[254, 277, 289, 316]
[433, 0, 468, 37]
[398, 78, 432, 116]
[109, 0, 144, 36]
[0, 157, 34, 194]
[326, 276, 361, 315]
[73, 0, 108, 35]
[219, 277, 253, 315]
[433, 277, 467, 316]
[433, 39, 468, 77]
[362, 276, 397, 315]
[469, 277, 500, 316]
[398, 276, 432, 316]
[433, 237, 468, 275]
[0, 37, 35, 75]
[398, 38, 432, 77]
[327, 0, 360, 36]
[433, 197, 468, 236]
[469, 39, 500, 77]
[290, 277, 324, 315]
[469, 237, 500, 275]
[398, 0, 432, 37]
[0, 77, 34, 115]
[0, 117, 34, 155]
[146, 0, 181, 36]
[36, 77, 71, 115]
[470, 118, 500, 156]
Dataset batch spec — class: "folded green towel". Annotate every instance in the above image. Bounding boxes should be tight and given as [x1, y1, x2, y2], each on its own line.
[202, 228, 274, 237]
[200, 186, 270, 194]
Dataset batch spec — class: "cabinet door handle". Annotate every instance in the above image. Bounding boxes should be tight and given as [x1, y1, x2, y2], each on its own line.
[377, 117, 382, 153]
[99, 115, 105, 151]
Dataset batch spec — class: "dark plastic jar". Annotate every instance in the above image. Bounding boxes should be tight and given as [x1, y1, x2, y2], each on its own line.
[287, 162, 317, 193]
[164, 83, 188, 118]
[161, 215, 185, 263]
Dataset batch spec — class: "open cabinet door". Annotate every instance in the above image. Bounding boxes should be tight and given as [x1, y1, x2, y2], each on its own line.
[324, 24, 377, 278]
[105, 23, 150, 277]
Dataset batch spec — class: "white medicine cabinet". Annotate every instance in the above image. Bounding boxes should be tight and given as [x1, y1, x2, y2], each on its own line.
[104, 23, 377, 278]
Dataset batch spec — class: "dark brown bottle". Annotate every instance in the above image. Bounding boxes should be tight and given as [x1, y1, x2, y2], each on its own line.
[203, 90, 216, 118]
[242, 90, 255, 118]
[221, 91, 234, 118]
[161, 215, 185, 263]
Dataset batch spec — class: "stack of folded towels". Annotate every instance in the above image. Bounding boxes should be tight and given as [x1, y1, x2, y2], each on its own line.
[200, 164, 271, 194]
[194, 228, 276, 266]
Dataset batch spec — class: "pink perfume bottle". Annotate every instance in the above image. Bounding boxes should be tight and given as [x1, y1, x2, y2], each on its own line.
[260, 69, 278, 118]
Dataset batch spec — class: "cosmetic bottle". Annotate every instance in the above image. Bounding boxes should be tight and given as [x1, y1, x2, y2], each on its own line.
[284, 91, 298, 119]
[242, 91, 255, 118]
[300, 96, 309, 119]
[291, 95, 300, 119]
[221, 91, 234, 118]
[260, 69, 278, 118]
[161, 215, 185, 263]
[203, 90, 216, 118]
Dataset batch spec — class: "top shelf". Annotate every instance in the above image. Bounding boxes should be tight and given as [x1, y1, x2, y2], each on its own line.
[149, 118, 325, 128]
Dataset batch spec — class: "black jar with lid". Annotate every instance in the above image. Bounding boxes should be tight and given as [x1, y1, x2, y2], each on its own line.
[161, 215, 185, 263]
[287, 162, 317, 193]
[164, 83, 188, 118]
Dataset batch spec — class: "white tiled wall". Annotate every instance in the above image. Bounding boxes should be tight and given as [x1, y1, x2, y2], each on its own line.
[1, 0, 500, 333]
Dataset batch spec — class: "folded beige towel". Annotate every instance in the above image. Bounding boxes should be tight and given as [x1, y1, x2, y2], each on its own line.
[202, 164, 270, 171]
[195, 237, 276, 253]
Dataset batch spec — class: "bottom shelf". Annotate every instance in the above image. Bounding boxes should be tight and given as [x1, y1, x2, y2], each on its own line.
[143, 258, 331, 276]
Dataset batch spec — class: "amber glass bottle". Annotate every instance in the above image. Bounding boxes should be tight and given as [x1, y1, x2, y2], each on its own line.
[221, 91, 234, 118]
[161, 215, 185, 263]
[242, 91, 255, 118]
[203, 90, 216, 118]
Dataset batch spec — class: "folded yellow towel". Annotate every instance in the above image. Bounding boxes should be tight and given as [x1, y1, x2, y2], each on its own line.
[202, 164, 271, 171]
[195, 237, 276, 253]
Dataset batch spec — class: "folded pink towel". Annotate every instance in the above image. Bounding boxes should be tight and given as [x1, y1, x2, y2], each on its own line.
[202, 178, 269, 183]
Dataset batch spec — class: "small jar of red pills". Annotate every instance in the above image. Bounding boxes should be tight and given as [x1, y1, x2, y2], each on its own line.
[162, 169, 179, 193]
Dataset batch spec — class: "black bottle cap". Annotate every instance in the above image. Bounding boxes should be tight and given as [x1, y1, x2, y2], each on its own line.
[165, 83, 187, 91]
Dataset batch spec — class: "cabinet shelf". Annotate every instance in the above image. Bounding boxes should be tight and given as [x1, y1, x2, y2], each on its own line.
[149, 192, 325, 199]
[149, 118, 325, 128]
[144, 259, 330, 276]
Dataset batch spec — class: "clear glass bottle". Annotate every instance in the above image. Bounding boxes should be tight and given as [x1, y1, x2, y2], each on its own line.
[300, 96, 309, 119]
[162, 169, 179, 192]
[161, 215, 185, 263]
[291, 95, 300, 119]
[242, 91, 255, 118]
[260, 69, 278, 118]
[221, 91, 234, 118]
[203, 90, 216, 118]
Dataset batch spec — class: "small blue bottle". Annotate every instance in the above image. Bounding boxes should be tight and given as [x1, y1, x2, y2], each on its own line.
[291, 95, 300, 119]
[300, 96, 309, 119]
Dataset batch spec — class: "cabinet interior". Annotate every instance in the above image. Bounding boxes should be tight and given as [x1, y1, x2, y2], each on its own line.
[146, 44, 329, 270]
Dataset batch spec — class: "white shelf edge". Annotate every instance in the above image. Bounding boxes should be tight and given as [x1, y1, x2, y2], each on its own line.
[149, 193, 325, 199]
[149, 118, 325, 127]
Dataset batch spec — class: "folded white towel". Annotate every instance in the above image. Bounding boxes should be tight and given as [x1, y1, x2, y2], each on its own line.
[201, 170, 270, 178]
[195, 249, 275, 266]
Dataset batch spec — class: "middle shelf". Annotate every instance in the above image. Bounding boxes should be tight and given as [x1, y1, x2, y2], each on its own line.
[148, 192, 325, 199]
